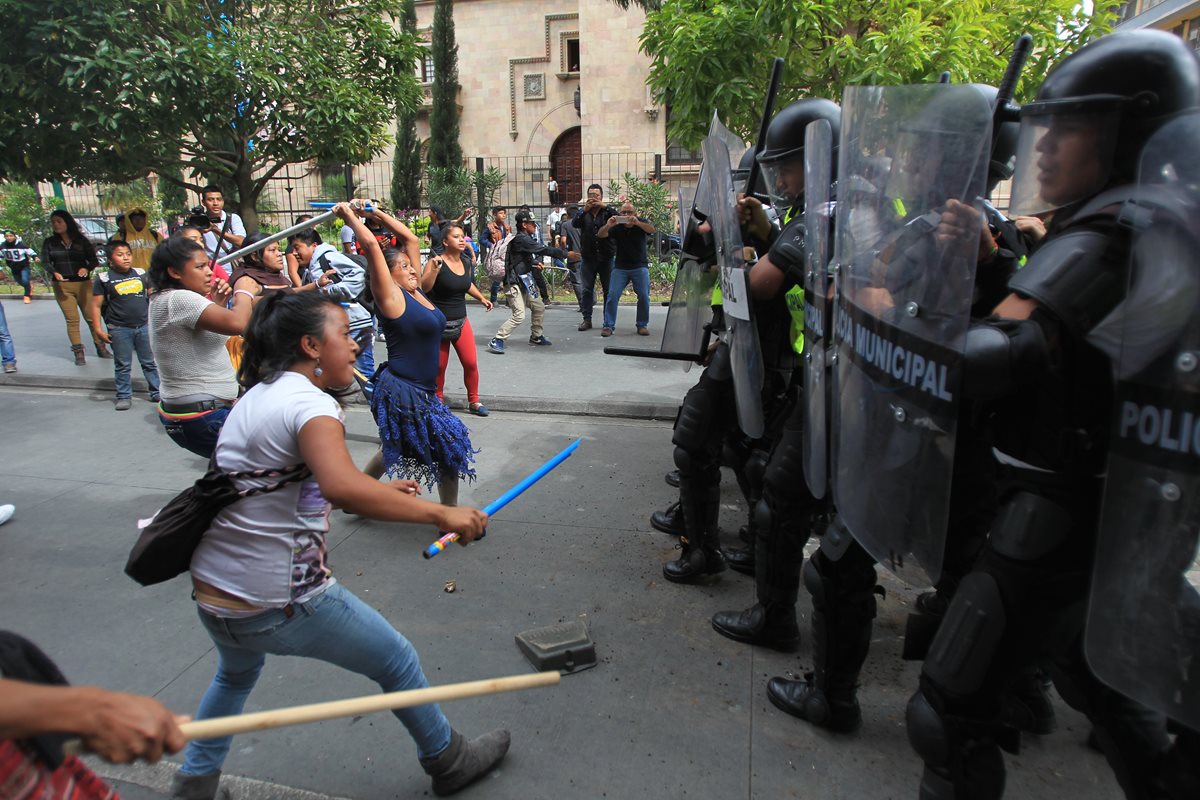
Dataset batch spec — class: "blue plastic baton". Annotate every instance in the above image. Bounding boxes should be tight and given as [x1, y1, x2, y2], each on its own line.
[423, 438, 583, 559]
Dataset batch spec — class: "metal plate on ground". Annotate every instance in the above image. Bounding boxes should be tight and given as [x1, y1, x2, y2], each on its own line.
[515, 618, 597, 674]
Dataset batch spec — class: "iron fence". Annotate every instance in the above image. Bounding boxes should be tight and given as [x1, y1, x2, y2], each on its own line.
[33, 151, 703, 236]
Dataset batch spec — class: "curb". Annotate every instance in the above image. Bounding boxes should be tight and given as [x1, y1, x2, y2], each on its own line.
[0, 373, 679, 421]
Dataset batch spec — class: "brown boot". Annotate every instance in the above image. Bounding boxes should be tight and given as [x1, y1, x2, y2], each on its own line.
[71, 344, 86, 366]
[420, 729, 511, 797]
[95, 341, 113, 359]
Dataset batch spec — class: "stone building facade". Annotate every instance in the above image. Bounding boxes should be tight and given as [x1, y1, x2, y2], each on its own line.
[402, 0, 696, 210]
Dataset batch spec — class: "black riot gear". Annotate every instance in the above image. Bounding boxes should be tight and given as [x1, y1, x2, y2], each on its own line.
[908, 30, 1200, 799]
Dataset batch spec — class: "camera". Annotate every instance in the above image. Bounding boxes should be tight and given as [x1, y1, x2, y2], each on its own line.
[185, 205, 220, 229]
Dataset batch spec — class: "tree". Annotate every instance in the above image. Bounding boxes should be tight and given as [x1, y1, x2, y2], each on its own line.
[639, 0, 1117, 147]
[427, 0, 463, 171]
[391, 0, 423, 211]
[0, 0, 422, 231]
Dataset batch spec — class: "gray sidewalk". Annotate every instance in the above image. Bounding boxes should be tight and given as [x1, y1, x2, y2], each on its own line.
[0, 295, 696, 419]
[0, 384, 1120, 800]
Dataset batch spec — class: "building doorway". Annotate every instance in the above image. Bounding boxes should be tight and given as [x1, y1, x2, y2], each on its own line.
[550, 127, 581, 208]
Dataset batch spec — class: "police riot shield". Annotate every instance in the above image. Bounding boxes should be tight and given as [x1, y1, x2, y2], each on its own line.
[701, 117, 765, 439]
[802, 119, 834, 498]
[1085, 112, 1200, 731]
[661, 186, 716, 372]
[830, 85, 991, 584]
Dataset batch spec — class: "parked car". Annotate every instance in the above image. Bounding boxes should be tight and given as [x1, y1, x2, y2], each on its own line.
[75, 216, 114, 266]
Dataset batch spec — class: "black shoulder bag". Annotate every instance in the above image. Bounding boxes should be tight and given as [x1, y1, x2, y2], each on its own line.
[125, 460, 311, 586]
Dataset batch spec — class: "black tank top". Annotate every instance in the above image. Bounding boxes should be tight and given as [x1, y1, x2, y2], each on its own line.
[427, 253, 474, 321]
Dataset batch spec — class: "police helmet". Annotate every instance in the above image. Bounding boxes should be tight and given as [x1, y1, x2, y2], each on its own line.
[757, 98, 841, 209]
[1009, 29, 1200, 216]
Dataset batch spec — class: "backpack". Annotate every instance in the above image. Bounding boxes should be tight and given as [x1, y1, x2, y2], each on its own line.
[317, 251, 375, 315]
[485, 232, 516, 279]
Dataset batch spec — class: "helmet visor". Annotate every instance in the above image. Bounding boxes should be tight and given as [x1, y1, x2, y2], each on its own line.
[1008, 106, 1120, 217]
[760, 155, 805, 215]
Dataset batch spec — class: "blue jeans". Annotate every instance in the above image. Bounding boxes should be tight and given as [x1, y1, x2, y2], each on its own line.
[578, 256, 613, 322]
[180, 582, 451, 776]
[603, 266, 651, 330]
[355, 331, 375, 378]
[9, 265, 30, 297]
[109, 324, 160, 399]
[158, 405, 231, 459]
[0, 303, 13, 366]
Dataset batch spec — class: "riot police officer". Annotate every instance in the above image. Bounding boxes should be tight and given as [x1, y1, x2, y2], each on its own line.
[709, 98, 841, 652]
[906, 30, 1200, 798]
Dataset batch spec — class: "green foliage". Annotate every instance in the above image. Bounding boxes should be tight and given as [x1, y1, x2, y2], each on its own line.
[97, 179, 167, 230]
[474, 167, 505, 217]
[158, 169, 188, 214]
[606, 173, 673, 233]
[428, 0, 463, 170]
[0, 0, 422, 232]
[391, 0, 423, 211]
[639, 0, 1116, 147]
[425, 166, 474, 217]
[0, 183, 51, 251]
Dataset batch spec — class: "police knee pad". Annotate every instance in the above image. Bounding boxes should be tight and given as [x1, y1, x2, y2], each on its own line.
[907, 689, 951, 767]
[673, 445, 696, 474]
[803, 555, 827, 605]
[754, 496, 774, 538]
[744, 447, 769, 488]
[763, 432, 805, 492]
[924, 572, 1006, 697]
[989, 491, 1073, 561]
[672, 388, 715, 449]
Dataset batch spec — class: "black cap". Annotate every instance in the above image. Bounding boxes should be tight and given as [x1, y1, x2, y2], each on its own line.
[514, 211, 535, 227]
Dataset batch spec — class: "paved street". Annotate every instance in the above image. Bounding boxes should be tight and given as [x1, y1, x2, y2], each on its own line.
[0, 295, 1121, 799]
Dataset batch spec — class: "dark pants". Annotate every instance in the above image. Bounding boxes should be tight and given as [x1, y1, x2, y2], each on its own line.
[578, 256, 612, 322]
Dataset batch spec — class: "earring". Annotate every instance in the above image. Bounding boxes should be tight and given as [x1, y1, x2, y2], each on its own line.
[314, 357, 323, 377]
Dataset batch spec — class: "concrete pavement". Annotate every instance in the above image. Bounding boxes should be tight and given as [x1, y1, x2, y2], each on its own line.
[0, 294, 1122, 799]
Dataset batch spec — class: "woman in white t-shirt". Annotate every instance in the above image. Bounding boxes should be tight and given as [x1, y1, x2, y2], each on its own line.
[172, 290, 509, 800]
[147, 238, 254, 458]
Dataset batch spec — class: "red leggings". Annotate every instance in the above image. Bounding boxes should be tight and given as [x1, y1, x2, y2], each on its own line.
[437, 315, 481, 404]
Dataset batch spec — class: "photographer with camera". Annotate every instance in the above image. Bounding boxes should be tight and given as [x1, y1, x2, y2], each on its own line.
[195, 185, 246, 260]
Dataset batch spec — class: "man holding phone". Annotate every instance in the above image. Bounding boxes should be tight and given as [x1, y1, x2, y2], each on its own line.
[596, 200, 655, 337]
[570, 184, 617, 331]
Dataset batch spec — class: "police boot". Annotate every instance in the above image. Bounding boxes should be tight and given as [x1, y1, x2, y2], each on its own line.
[711, 495, 802, 650]
[663, 481, 725, 584]
[649, 501, 684, 535]
[766, 548, 875, 733]
[720, 542, 755, 575]
[998, 669, 1056, 736]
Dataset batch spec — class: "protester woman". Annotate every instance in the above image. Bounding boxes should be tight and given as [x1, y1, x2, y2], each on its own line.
[329, 203, 476, 507]
[42, 210, 108, 365]
[226, 233, 292, 293]
[174, 224, 230, 284]
[420, 224, 493, 416]
[170, 288, 509, 800]
[147, 238, 254, 458]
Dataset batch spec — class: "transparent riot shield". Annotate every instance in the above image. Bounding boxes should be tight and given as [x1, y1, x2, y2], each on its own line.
[830, 85, 991, 584]
[1085, 111, 1200, 731]
[802, 119, 834, 498]
[662, 186, 716, 371]
[701, 117, 764, 438]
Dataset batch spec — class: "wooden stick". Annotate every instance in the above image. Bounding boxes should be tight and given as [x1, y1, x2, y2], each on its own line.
[64, 671, 559, 756]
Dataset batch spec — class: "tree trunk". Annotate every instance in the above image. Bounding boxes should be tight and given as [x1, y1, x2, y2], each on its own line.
[234, 161, 259, 233]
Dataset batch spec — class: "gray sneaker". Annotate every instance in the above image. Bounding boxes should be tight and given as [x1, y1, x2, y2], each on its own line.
[115, 398, 132, 411]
